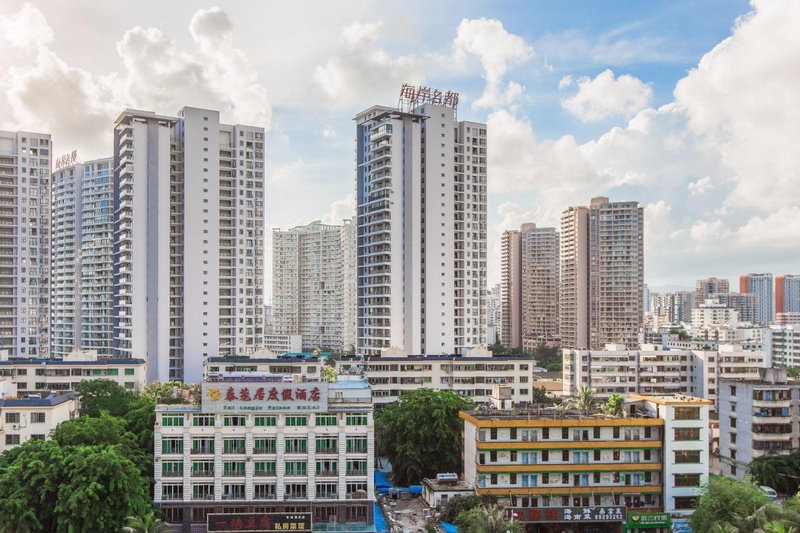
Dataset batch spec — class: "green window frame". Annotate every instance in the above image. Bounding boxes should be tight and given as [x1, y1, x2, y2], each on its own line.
[223, 439, 246, 454]
[107, 368, 119, 376]
[223, 461, 246, 476]
[192, 461, 214, 476]
[193, 415, 215, 426]
[254, 416, 277, 427]
[285, 438, 307, 454]
[316, 437, 338, 453]
[161, 415, 184, 427]
[254, 461, 277, 476]
[346, 437, 367, 453]
[191, 438, 215, 454]
[162, 461, 183, 477]
[124, 368, 135, 376]
[285, 415, 307, 427]
[285, 461, 308, 476]
[223, 416, 246, 427]
[254, 438, 277, 454]
[315, 414, 337, 426]
[162, 438, 184, 454]
[346, 460, 367, 476]
[346, 414, 368, 426]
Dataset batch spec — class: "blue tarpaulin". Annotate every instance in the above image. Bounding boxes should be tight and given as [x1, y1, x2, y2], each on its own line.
[409, 485, 423, 495]
[441, 522, 458, 533]
[375, 470, 392, 494]
[374, 503, 389, 533]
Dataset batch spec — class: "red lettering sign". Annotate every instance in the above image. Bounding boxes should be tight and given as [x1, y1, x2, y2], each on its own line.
[268, 387, 279, 401]
[295, 388, 307, 400]
[226, 387, 237, 401]
[239, 387, 251, 401]
[282, 389, 293, 401]
[259, 515, 272, 528]
[254, 387, 265, 400]
[310, 387, 320, 401]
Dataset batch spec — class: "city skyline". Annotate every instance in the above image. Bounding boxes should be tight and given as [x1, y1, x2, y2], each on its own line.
[0, 1, 797, 296]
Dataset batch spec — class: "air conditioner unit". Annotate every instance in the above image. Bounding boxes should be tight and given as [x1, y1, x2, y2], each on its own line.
[11, 424, 19, 430]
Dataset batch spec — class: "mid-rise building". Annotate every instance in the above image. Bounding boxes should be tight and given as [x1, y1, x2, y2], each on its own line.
[0, 130, 52, 357]
[153, 374, 375, 530]
[718, 368, 800, 480]
[714, 292, 758, 324]
[486, 284, 502, 346]
[764, 325, 800, 367]
[0, 382, 77, 453]
[501, 224, 559, 349]
[648, 291, 693, 327]
[262, 334, 303, 355]
[272, 219, 356, 352]
[776, 313, 800, 326]
[355, 88, 487, 356]
[694, 278, 729, 308]
[460, 393, 711, 530]
[51, 157, 114, 356]
[776, 275, 800, 315]
[560, 197, 643, 350]
[740, 273, 774, 325]
[691, 299, 739, 329]
[113, 108, 265, 383]
[0, 349, 146, 394]
[204, 355, 324, 382]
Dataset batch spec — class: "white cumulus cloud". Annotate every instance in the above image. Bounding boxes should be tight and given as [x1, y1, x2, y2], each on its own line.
[560, 69, 652, 122]
[0, 2, 53, 48]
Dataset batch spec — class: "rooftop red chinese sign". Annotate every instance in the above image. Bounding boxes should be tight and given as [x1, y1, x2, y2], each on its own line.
[207, 513, 312, 532]
[398, 84, 459, 113]
[202, 382, 328, 413]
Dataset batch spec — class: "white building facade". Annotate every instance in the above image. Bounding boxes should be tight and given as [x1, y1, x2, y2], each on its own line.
[112, 108, 265, 383]
[355, 91, 487, 356]
[0, 383, 77, 453]
[0, 130, 52, 357]
[51, 157, 114, 356]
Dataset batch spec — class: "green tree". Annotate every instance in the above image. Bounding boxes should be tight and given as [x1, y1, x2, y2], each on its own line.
[76, 379, 135, 417]
[321, 365, 337, 382]
[601, 394, 625, 418]
[124, 395, 157, 452]
[749, 450, 800, 495]
[441, 494, 491, 522]
[120, 512, 172, 533]
[141, 381, 196, 405]
[454, 504, 522, 533]
[690, 477, 769, 533]
[530, 386, 550, 404]
[569, 385, 596, 416]
[376, 388, 472, 486]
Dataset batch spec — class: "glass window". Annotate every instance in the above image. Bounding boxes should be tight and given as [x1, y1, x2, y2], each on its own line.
[162, 438, 184, 454]
[346, 437, 367, 453]
[285, 461, 307, 476]
[192, 483, 214, 500]
[254, 416, 276, 427]
[5, 413, 20, 424]
[674, 450, 702, 464]
[31, 412, 46, 423]
[162, 461, 183, 477]
[316, 437, 338, 453]
[285, 438, 307, 454]
[223, 461, 246, 477]
[192, 461, 214, 477]
[674, 407, 701, 420]
[222, 484, 245, 500]
[315, 415, 337, 426]
[124, 368, 135, 376]
[193, 415, 215, 426]
[223, 416, 246, 427]
[674, 428, 701, 441]
[223, 438, 246, 454]
[346, 414, 368, 426]
[254, 461, 276, 476]
[285, 415, 307, 427]
[254, 484, 276, 500]
[674, 496, 698, 509]
[192, 438, 214, 454]
[674, 474, 702, 487]
[161, 415, 184, 427]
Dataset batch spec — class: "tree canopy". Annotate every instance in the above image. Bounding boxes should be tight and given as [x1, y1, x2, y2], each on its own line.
[454, 504, 522, 533]
[376, 388, 473, 486]
[690, 476, 770, 532]
[75, 378, 135, 417]
[749, 450, 800, 495]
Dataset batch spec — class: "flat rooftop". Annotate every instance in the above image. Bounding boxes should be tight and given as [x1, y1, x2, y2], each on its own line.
[0, 391, 77, 407]
[422, 478, 474, 492]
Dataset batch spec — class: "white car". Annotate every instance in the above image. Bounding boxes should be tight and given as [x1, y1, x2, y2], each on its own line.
[760, 486, 778, 500]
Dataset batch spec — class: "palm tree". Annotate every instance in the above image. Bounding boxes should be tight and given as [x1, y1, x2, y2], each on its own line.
[709, 523, 739, 533]
[761, 523, 799, 533]
[735, 504, 784, 533]
[552, 402, 567, 420]
[120, 513, 172, 533]
[570, 385, 596, 416]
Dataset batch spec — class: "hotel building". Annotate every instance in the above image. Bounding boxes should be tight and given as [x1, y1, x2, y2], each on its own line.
[0, 130, 52, 357]
[461, 394, 711, 532]
[113, 108, 265, 383]
[153, 374, 375, 531]
[51, 157, 114, 356]
[355, 90, 487, 356]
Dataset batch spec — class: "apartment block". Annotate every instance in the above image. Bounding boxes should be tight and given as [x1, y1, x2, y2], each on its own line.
[113, 108, 265, 383]
[718, 368, 800, 480]
[764, 325, 800, 367]
[51, 157, 114, 356]
[461, 394, 711, 531]
[714, 292, 758, 324]
[501, 224, 559, 349]
[486, 283, 502, 346]
[262, 334, 303, 355]
[740, 273, 774, 325]
[0, 382, 77, 453]
[272, 219, 356, 352]
[694, 278, 729, 308]
[0, 130, 52, 357]
[560, 197, 643, 350]
[204, 355, 323, 382]
[355, 92, 487, 356]
[648, 291, 693, 326]
[691, 299, 739, 329]
[153, 374, 375, 530]
[0, 349, 146, 394]
[776, 274, 800, 315]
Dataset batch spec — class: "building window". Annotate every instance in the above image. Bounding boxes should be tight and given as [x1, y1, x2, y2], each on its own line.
[285, 416, 307, 427]
[674, 407, 701, 420]
[162, 461, 183, 477]
[192, 438, 215, 454]
[31, 412, 46, 423]
[613, 427, 620, 439]
[223, 438, 246, 454]
[316, 483, 338, 499]
[192, 461, 214, 477]
[193, 415, 215, 426]
[285, 438, 307, 454]
[285, 483, 307, 499]
[315, 414, 337, 426]
[674, 428, 701, 441]
[347, 460, 367, 476]
[674, 450, 702, 464]
[254, 484, 276, 500]
[316, 460, 338, 476]
[162, 438, 184, 454]
[346, 414, 368, 426]
[161, 415, 184, 427]
[674, 496, 698, 510]
[5, 413, 20, 424]
[346, 437, 367, 454]
[285, 461, 307, 476]
[30, 434, 45, 441]
[223, 484, 245, 500]
[192, 483, 214, 500]
[124, 368, 135, 376]
[254, 461, 277, 477]
[5, 435, 20, 445]
[674, 474, 701, 487]
[254, 438, 276, 454]
[223, 416, 246, 427]
[316, 437, 338, 453]
[162, 484, 183, 500]
[255, 416, 277, 427]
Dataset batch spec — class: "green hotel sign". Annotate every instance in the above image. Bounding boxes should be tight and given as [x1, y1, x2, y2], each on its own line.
[626, 513, 671, 529]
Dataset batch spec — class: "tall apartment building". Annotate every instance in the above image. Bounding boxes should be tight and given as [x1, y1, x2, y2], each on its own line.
[740, 273, 774, 325]
[694, 277, 729, 308]
[113, 108, 265, 383]
[272, 219, 356, 352]
[776, 274, 800, 315]
[715, 292, 758, 324]
[649, 291, 693, 326]
[355, 93, 487, 355]
[764, 325, 800, 367]
[0, 131, 52, 357]
[501, 224, 559, 349]
[51, 157, 114, 356]
[486, 283, 502, 345]
[560, 197, 643, 350]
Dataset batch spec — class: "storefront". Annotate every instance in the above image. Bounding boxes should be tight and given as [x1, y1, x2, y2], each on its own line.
[623, 512, 671, 533]
[509, 506, 626, 533]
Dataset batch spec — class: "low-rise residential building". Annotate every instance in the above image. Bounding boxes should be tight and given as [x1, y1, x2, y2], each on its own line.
[263, 334, 303, 355]
[153, 374, 375, 531]
[718, 368, 800, 480]
[0, 381, 77, 452]
[460, 394, 711, 532]
[421, 476, 475, 508]
[764, 325, 800, 367]
[0, 349, 146, 394]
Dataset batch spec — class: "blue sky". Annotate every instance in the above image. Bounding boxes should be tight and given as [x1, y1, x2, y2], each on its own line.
[1, 0, 797, 297]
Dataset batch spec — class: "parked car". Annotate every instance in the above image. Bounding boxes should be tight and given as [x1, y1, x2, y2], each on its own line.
[761, 486, 778, 500]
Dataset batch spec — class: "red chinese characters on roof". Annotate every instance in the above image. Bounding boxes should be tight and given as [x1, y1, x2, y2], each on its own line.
[210, 385, 323, 403]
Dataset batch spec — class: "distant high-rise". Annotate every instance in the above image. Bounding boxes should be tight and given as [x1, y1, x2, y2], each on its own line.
[486, 283, 502, 345]
[0, 130, 52, 357]
[272, 219, 356, 352]
[560, 197, 644, 350]
[740, 273, 774, 325]
[715, 292, 758, 324]
[355, 89, 487, 355]
[51, 157, 114, 356]
[501, 224, 559, 349]
[649, 291, 693, 324]
[113, 108, 265, 383]
[776, 275, 800, 315]
[694, 277, 730, 308]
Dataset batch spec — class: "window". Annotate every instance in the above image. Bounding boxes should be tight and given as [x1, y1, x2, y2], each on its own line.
[316, 414, 337, 426]
[346, 414, 368, 426]
[162, 438, 184, 454]
[254, 438, 276, 454]
[254, 461, 277, 476]
[285, 461, 307, 476]
[613, 427, 620, 438]
[107, 368, 119, 376]
[317, 483, 338, 499]
[223, 438, 246, 454]
[162, 461, 183, 477]
[31, 412, 46, 423]
[347, 460, 367, 475]
[124, 368, 135, 376]
[254, 484, 276, 500]
[162, 484, 183, 500]
[562, 450, 569, 461]
[346, 437, 367, 453]
[254, 416, 276, 427]
[162, 415, 184, 427]
[223, 484, 245, 500]
[192, 438, 214, 454]
[223, 461, 246, 477]
[613, 450, 620, 461]
[316, 460, 338, 476]
[193, 415, 214, 426]
[285, 438, 307, 454]
[490, 428, 498, 440]
[542, 428, 549, 439]
[316, 437, 338, 453]
[192, 461, 214, 477]
[593, 427, 600, 439]
[490, 451, 497, 462]
[542, 451, 549, 462]
[192, 484, 214, 500]
[224, 416, 246, 427]
[285, 483, 307, 499]
[5, 413, 19, 424]
[674, 407, 701, 420]
[562, 428, 569, 439]
[594, 450, 601, 461]
[674, 450, 702, 464]
[510, 428, 517, 439]
[285, 415, 307, 426]
[674, 428, 701, 441]
[30, 434, 45, 441]
[5, 435, 20, 445]
[674, 474, 701, 487]
[674, 496, 698, 510]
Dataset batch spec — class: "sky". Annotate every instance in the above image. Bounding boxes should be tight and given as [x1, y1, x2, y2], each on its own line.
[0, 0, 798, 299]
